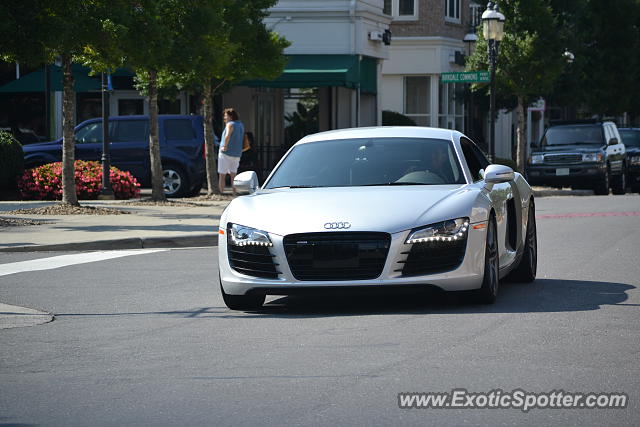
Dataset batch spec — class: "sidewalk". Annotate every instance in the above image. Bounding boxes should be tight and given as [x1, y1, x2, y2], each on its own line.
[0, 191, 231, 252]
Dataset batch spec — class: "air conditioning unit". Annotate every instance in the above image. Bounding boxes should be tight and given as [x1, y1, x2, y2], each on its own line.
[369, 31, 384, 42]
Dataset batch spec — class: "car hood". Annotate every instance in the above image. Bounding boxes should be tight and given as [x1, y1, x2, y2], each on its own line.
[22, 140, 62, 151]
[532, 144, 604, 154]
[223, 185, 479, 236]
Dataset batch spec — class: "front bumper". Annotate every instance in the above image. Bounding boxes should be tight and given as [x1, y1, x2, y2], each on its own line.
[526, 163, 605, 187]
[218, 225, 487, 296]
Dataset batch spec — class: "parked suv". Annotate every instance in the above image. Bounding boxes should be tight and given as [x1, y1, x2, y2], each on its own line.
[23, 115, 206, 197]
[618, 127, 640, 192]
[526, 121, 627, 195]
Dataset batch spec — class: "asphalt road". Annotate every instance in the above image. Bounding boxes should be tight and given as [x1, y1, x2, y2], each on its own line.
[1, 195, 639, 426]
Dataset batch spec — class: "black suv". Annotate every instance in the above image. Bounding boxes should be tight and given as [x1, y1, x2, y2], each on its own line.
[526, 121, 627, 195]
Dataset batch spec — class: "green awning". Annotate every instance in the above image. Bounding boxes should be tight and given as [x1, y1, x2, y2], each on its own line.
[244, 54, 377, 93]
[0, 64, 134, 93]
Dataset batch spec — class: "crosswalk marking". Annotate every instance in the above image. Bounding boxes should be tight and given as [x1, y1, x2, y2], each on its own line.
[0, 249, 168, 277]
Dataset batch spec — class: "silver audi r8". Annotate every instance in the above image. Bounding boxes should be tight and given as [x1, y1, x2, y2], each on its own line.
[218, 127, 537, 310]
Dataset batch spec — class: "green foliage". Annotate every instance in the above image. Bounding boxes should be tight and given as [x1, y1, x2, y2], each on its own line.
[382, 111, 417, 126]
[18, 161, 140, 200]
[466, 0, 565, 107]
[0, 130, 24, 190]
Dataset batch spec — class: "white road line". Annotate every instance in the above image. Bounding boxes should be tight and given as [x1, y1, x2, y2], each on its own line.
[0, 249, 168, 277]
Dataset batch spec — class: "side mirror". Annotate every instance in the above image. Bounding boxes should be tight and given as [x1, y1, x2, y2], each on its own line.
[608, 137, 619, 146]
[233, 171, 259, 194]
[484, 164, 515, 184]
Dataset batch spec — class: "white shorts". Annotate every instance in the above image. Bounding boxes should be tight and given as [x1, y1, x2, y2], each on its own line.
[218, 152, 240, 174]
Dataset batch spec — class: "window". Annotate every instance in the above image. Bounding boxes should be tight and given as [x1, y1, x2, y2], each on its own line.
[404, 76, 431, 126]
[460, 137, 489, 181]
[469, 1, 482, 28]
[438, 81, 465, 131]
[165, 119, 195, 140]
[75, 122, 103, 144]
[112, 120, 147, 142]
[384, 0, 417, 20]
[445, 0, 461, 22]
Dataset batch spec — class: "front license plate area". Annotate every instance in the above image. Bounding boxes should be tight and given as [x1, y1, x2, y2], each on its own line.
[556, 168, 570, 176]
[313, 243, 359, 269]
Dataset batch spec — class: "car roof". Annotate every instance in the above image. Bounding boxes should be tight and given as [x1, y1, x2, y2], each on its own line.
[296, 126, 459, 144]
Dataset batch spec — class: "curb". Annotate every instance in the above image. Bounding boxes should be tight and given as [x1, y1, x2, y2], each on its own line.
[0, 234, 218, 253]
[0, 303, 54, 329]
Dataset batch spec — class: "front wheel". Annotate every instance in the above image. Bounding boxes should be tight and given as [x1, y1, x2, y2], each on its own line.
[219, 275, 265, 311]
[610, 169, 626, 195]
[470, 216, 499, 304]
[593, 171, 610, 195]
[163, 165, 188, 198]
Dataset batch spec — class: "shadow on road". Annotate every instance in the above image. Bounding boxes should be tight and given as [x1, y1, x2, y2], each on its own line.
[250, 279, 636, 317]
[53, 278, 637, 320]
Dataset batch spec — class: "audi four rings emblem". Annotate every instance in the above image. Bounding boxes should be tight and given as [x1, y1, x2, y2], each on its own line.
[324, 222, 351, 229]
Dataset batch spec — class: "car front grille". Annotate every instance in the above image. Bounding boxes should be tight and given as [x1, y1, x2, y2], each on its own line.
[544, 154, 582, 164]
[227, 239, 280, 279]
[283, 232, 391, 281]
[398, 239, 467, 276]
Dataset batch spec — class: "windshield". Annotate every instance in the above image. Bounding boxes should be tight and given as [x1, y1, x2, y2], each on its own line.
[264, 137, 466, 189]
[620, 130, 640, 147]
[541, 125, 604, 146]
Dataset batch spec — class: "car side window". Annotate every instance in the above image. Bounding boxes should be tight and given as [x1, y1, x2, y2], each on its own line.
[165, 119, 195, 140]
[112, 120, 147, 143]
[75, 122, 103, 144]
[460, 137, 488, 182]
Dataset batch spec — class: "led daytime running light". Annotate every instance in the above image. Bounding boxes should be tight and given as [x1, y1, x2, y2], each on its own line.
[229, 223, 273, 247]
[406, 218, 470, 244]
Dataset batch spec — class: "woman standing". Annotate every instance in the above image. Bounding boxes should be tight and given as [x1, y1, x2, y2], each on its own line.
[218, 108, 244, 195]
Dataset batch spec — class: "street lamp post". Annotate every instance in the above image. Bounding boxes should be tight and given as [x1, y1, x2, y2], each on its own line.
[482, 1, 505, 161]
[99, 72, 114, 199]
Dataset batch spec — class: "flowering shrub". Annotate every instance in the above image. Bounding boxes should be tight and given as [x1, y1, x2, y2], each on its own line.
[18, 161, 140, 200]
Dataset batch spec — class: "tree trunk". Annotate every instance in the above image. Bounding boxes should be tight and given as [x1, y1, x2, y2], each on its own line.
[515, 96, 527, 174]
[61, 54, 79, 206]
[203, 81, 220, 195]
[148, 70, 166, 201]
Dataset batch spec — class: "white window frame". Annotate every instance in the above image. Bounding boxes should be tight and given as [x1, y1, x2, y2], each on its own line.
[445, 0, 461, 23]
[386, 0, 419, 21]
[438, 81, 465, 131]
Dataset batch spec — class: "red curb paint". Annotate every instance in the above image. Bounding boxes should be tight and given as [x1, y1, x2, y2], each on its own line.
[536, 212, 640, 219]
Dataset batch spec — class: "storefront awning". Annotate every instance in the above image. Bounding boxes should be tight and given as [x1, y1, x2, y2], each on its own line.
[0, 65, 134, 93]
[243, 54, 377, 94]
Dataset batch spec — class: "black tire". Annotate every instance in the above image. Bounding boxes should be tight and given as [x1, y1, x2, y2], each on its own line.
[219, 274, 265, 311]
[593, 171, 610, 195]
[162, 165, 189, 198]
[506, 203, 537, 283]
[610, 170, 626, 195]
[470, 215, 499, 304]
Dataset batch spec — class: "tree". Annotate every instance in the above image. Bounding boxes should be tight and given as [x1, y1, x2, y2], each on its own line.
[1, 1, 96, 205]
[199, 0, 288, 195]
[467, 0, 565, 172]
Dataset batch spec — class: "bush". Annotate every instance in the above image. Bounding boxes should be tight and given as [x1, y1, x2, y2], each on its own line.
[18, 160, 140, 200]
[0, 130, 24, 191]
[382, 110, 416, 126]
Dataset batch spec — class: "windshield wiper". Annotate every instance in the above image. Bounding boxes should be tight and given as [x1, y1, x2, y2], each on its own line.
[363, 182, 428, 186]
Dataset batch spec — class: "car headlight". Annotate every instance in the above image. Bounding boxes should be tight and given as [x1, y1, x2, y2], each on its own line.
[582, 153, 603, 162]
[530, 154, 544, 164]
[228, 223, 273, 247]
[630, 155, 640, 165]
[406, 218, 469, 244]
